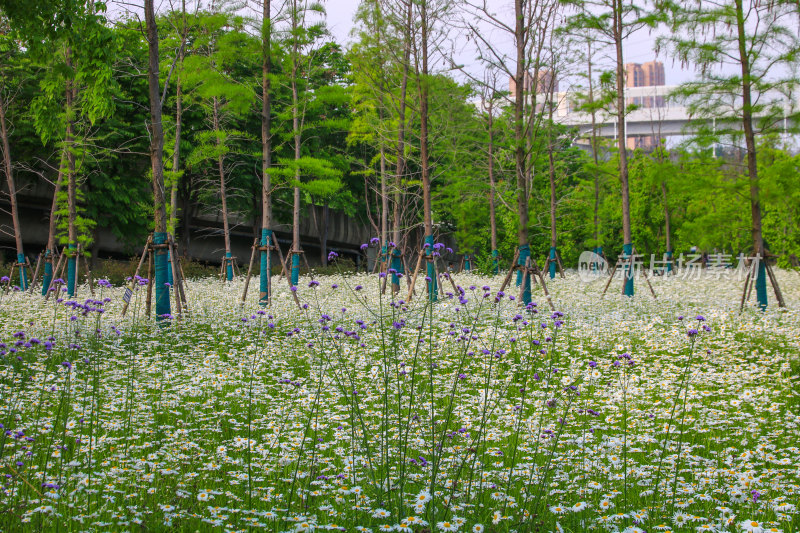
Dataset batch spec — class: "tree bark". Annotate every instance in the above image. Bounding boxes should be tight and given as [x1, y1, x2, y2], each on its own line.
[734, 0, 763, 257]
[418, 1, 432, 239]
[0, 94, 24, 272]
[612, 0, 633, 296]
[588, 40, 601, 249]
[290, 1, 301, 286]
[214, 97, 231, 259]
[734, 0, 771, 308]
[65, 49, 78, 296]
[260, 0, 273, 304]
[514, 0, 529, 249]
[391, 0, 412, 293]
[145, 0, 171, 319]
[487, 99, 497, 254]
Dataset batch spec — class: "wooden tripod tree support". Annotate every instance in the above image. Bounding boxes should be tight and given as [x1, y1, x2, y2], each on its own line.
[120, 234, 189, 318]
[543, 249, 566, 279]
[3, 257, 33, 293]
[739, 255, 786, 311]
[498, 252, 556, 311]
[40, 245, 96, 299]
[43, 248, 67, 300]
[240, 238, 260, 306]
[601, 249, 657, 299]
[29, 253, 43, 292]
[405, 249, 460, 303]
[284, 249, 314, 282]
[219, 255, 241, 279]
[240, 235, 295, 307]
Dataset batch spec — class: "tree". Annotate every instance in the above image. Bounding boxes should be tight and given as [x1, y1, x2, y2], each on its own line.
[563, 0, 659, 296]
[145, 0, 171, 319]
[183, 7, 257, 282]
[2, 0, 116, 297]
[660, 0, 798, 307]
[278, 0, 342, 286]
[259, 0, 275, 305]
[481, 73, 502, 274]
[464, 0, 562, 304]
[0, 16, 28, 289]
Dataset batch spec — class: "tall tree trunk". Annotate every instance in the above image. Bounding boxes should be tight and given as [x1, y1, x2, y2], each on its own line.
[42, 151, 64, 294]
[0, 93, 26, 290]
[391, 0, 412, 294]
[145, 0, 171, 319]
[661, 179, 673, 272]
[214, 97, 233, 281]
[547, 112, 558, 280]
[735, 0, 770, 308]
[290, 6, 301, 287]
[487, 99, 498, 275]
[514, 0, 532, 304]
[613, 0, 633, 296]
[65, 51, 78, 297]
[588, 40, 601, 255]
[167, 0, 186, 287]
[376, 0, 388, 270]
[259, 0, 273, 305]
[416, 0, 436, 302]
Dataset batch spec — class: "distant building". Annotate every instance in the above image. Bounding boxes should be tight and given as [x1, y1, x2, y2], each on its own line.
[509, 70, 558, 101]
[625, 61, 665, 150]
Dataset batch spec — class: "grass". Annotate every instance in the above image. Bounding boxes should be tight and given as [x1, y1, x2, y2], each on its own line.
[0, 269, 798, 532]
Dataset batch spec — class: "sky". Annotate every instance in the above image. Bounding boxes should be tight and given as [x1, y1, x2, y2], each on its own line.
[321, 0, 700, 89]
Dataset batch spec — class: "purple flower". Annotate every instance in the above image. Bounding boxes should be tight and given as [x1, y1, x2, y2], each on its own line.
[370, 237, 380, 245]
[360, 244, 368, 251]
[327, 251, 338, 261]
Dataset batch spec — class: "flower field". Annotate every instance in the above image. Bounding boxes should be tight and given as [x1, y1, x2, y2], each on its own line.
[0, 270, 798, 533]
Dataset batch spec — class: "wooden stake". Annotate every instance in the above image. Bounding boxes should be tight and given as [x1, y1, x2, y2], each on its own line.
[169, 237, 184, 318]
[121, 236, 152, 317]
[601, 258, 620, 297]
[240, 238, 258, 306]
[739, 266, 752, 311]
[301, 250, 314, 280]
[406, 250, 424, 302]
[271, 233, 290, 282]
[402, 253, 413, 293]
[764, 261, 786, 308]
[498, 248, 521, 295]
[145, 249, 153, 318]
[531, 258, 556, 311]
[177, 244, 190, 307]
[44, 248, 67, 301]
[29, 253, 43, 292]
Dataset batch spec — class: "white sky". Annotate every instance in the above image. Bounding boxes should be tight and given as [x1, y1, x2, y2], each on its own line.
[322, 0, 700, 89]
